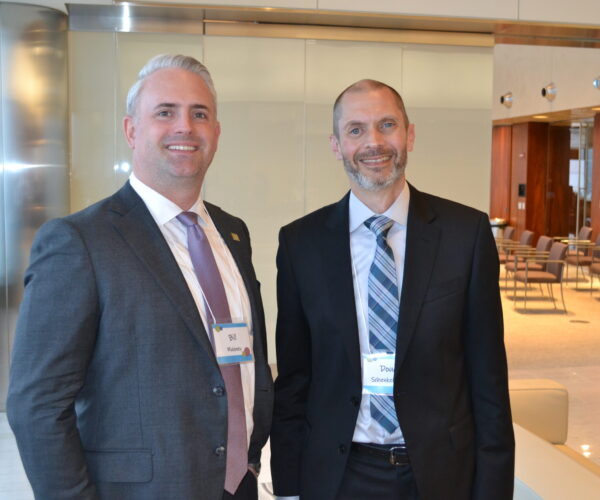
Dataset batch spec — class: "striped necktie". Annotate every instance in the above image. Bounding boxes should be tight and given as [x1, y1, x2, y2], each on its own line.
[365, 215, 400, 434]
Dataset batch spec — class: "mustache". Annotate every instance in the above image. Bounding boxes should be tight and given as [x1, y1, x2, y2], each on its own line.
[355, 147, 395, 160]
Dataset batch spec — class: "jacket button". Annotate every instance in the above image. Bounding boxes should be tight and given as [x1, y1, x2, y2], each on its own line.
[339, 444, 347, 454]
[213, 386, 225, 396]
[350, 396, 360, 407]
[215, 446, 226, 457]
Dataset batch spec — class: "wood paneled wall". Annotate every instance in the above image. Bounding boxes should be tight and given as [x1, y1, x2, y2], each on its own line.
[490, 126, 512, 220]
[525, 122, 549, 240]
[546, 126, 571, 237]
[492, 121, 571, 241]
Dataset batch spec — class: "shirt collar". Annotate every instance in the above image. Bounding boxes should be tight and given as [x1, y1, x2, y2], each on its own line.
[129, 172, 210, 227]
[349, 182, 410, 233]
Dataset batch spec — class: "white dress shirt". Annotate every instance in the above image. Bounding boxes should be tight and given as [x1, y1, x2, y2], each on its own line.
[349, 184, 409, 445]
[129, 173, 255, 444]
[275, 185, 410, 500]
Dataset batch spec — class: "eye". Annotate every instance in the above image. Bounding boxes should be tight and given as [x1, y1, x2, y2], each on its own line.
[193, 111, 208, 119]
[348, 127, 361, 136]
[382, 121, 395, 129]
[156, 110, 171, 117]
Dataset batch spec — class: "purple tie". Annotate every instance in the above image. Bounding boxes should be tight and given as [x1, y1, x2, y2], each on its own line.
[177, 211, 248, 494]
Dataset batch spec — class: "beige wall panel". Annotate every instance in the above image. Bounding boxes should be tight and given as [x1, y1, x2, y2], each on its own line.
[493, 44, 600, 120]
[551, 47, 600, 112]
[402, 45, 493, 212]
[519, 0, 600, 25]
[319, 0, 517, 19]
[69, 31, 117, 212]
[492, 44, 554, 120]
[202, 36, 306, 359]
[402, 45, 492, 110]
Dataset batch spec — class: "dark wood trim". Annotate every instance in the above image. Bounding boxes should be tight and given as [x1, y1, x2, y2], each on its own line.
[490, 126, 512, 220]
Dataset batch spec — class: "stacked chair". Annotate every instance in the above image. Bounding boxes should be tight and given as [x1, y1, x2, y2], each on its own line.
[504, 235, 553, 288]
[564, 233, 599, 286]
[496, 225, 515, 265]
[497, 229, 534, 270]
[512, 241, 568, 313]
[553, 226, 593, 286]
[589, 242, 600, 296]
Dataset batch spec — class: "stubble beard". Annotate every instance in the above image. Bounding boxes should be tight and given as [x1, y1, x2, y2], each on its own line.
[343, 147, 407, 192]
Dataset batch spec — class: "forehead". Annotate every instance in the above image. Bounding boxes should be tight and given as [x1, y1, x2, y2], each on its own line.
[139, 68, 215, 109]
[338, 87, 404, 124]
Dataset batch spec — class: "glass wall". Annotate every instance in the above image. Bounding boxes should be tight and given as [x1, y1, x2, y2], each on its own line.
[69, 32, 493, 358]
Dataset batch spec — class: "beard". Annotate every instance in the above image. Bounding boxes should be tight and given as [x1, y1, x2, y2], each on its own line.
[342, 146, 407, 192]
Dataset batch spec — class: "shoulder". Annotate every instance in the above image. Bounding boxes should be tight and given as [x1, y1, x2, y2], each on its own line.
[205, 201, 248, 232]
[33, 184, 141, 247]
[281, 195, 348, 237]
[410, 185, 488, 226]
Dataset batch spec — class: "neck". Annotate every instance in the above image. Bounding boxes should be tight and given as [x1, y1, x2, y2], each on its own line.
[133, 169, 203, 211]
[351, 177, 406, 214]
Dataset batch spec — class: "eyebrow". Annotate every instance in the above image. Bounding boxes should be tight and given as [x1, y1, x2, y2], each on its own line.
[153, 103, 211, 111]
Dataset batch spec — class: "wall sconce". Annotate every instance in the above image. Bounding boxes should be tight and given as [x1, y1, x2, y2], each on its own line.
[593, 77, 600, 89]
[500, 92, 513, 108]
[541, 83, 557, 101]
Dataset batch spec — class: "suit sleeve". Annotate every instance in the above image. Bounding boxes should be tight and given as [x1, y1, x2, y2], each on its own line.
[7, 218, 100, 499]
[270, 227, 311, 497]
[464, 214, 515, 499]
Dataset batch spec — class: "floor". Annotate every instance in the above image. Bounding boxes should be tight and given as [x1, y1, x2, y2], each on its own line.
[0, 264, 598, 499]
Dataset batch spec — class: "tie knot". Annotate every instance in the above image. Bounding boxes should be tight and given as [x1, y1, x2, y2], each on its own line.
[177, 211, 198, 227]
[364, 215, 393, 238]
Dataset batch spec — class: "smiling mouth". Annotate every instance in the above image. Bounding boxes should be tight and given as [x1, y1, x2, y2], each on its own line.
[359, 155, 392, 165]
[167, 145, 198, 152]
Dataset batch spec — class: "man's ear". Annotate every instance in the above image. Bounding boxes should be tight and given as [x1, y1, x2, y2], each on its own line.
[123, 115, 136, 149]
[329, 134, 343, 160]
[406, 123, 415, 152]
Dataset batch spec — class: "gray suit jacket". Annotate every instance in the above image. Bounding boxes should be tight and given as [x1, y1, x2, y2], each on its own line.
[7, 182, 273, 500]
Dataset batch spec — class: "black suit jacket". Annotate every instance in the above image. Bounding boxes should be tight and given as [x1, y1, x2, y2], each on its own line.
[7, 182, 273, 500]
[271, 185, 514, 500]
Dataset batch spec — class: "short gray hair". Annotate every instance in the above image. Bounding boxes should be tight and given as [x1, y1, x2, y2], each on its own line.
[126, 54, 217, 116]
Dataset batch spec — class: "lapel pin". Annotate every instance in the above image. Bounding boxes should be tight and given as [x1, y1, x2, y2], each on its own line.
[231, 232, 240, 242]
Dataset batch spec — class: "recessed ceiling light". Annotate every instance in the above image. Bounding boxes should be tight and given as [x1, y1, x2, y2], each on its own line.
[591, 107, 600, 111]
[533, 115, 548, 119]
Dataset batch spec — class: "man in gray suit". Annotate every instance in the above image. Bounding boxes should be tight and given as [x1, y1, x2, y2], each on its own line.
[7, 54, 273, 500]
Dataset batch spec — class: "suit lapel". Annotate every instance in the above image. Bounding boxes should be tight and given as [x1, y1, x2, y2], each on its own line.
[107, 183, 217, 360]
[324, 194, 362, 382]
[205, 204, 261, 340]
[396, 185, 440, 370]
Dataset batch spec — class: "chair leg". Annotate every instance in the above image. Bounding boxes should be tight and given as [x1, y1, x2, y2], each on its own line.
[560, 281, 567, 312]
[524, 278, 528, 311]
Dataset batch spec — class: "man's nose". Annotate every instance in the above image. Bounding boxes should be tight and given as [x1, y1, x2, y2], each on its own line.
[364, 127, 384, 146]
[174, 113, 193, 134]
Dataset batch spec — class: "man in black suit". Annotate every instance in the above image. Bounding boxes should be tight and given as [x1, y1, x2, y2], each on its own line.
[270, 79, 514, 500]
[7, 54, 272, 500]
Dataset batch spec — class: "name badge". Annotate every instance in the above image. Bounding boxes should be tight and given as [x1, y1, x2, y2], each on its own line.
[212, 322, 253, 365]
[362, 352, 395, 395]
